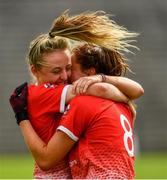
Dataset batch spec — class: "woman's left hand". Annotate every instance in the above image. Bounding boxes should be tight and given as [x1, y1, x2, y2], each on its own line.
[9, 82, 29, 125]
[72, 75, 102, 95]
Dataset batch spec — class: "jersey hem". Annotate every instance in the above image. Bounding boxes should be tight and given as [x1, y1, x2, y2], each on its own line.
[60, 85, 70, 113]
[57, 125, 78, 141]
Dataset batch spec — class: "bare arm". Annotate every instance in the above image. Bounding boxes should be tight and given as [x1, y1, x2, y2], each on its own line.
[20, 120, 75, 171]
[65, 82, 129, 104]
[104, 76, 144, 99]
[72, 75, 144, 100]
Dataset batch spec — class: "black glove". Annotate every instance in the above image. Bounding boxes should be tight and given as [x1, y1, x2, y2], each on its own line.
[9, 82, 28, 125]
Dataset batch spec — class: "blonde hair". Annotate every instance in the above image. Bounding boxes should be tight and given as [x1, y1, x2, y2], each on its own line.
[27, 33, 71, 70]
[26, 33, 71, 83]
[49, 10, 139, 54]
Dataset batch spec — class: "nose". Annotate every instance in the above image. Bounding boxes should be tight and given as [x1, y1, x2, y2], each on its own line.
[60, 69, 68, 81]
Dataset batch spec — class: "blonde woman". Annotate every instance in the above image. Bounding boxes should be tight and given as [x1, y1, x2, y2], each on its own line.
[10, 11, 143, 179]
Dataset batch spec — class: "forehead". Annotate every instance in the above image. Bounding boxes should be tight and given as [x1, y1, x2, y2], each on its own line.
[43, 49, 71, 66]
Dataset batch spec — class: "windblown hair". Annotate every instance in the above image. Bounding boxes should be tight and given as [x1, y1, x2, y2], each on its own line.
[49, 10, 139, 54]
[73, 43, 129, 76]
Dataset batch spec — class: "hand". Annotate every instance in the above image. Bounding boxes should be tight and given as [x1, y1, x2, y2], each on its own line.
[9, 82, 28, 125]
[127, 100, 137, 123]
[72, 75, 103, 95]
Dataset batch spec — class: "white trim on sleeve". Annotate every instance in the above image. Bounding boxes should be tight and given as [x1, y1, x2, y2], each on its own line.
[60, 85, 70, 113]
[57, 125, 79, 142]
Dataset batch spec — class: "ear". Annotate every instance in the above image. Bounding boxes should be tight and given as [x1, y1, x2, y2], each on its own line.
[30, 65, 38, 77]
[85, 67, 96, 76]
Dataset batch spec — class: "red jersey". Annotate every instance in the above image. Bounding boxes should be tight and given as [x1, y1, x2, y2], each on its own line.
[28, 83, 69, 143]
[58, 96, 135, 179]
[28, 83, 72, 179]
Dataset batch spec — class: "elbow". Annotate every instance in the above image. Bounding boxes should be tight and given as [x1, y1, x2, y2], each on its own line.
[37, 159, 57, 171]
[134, 86, 144, 99]
[129, 85, 144, 100]
[39, 164, 51, 171]
[139, 87, 145, 96]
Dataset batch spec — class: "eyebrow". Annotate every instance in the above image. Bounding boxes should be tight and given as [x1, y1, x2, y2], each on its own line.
[66, 64, 72, 67]
[51, 67, 62, 71]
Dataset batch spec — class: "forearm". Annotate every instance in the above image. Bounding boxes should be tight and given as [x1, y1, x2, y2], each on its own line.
[19, 120, 74, 170]
[105, 76, 144, 99]
[86, 83, 129, 103]
[71, 75, 144, 101]
[19, 121, 49, 168]
[9, 83, 73, 170]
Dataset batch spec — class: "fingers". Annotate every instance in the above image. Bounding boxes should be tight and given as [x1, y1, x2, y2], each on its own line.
[82, 80, 91, 94]
[22, 83, 28, 97]
[72, 79, 85, 95]
[73, 78, 93, 95]
[9, 82, 28, 107]
[73, 76, 102, 95]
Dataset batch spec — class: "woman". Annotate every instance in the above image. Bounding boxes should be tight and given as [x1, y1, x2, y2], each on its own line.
[10, 10, 143, 179]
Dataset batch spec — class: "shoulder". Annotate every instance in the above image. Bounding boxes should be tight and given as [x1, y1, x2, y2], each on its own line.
[28, 83, 65, 90]
[28, 83, 67, 100]
[28, 83, 67, 93]
[69, 95, 106, 109]
[70, 95, 97, 103]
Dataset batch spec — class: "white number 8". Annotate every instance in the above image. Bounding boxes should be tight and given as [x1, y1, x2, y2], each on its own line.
[120, 114, 134, 157]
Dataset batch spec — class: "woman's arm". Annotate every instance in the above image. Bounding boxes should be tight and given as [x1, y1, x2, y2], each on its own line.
[104, 76, 144, 99]
[9, 84, 73, 171]
[65, 82, 129, 104]
[20, 120, 75, 171]
[72, 75, 144, 100]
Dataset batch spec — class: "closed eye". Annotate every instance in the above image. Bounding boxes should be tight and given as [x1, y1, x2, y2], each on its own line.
[51, 68, 61, 74]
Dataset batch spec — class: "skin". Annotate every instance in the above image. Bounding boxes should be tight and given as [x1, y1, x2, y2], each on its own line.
[31, 49, 72, 85]
[20, 120, 75, 170]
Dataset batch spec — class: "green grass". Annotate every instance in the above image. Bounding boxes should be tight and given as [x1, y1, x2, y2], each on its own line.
[0, 153, 167, 179]
[0, 154, 33, 179]
[135, 152, 167, 179]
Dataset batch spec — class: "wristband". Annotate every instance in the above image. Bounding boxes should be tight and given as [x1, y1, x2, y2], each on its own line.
[15, 110, 28, 125]
[99, 74, 107, 82]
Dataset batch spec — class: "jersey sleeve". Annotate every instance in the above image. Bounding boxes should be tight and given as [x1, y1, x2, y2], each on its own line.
[57, 96, 92, 141]
[28, 83, 70, 114]
[59, 85, 70, 113]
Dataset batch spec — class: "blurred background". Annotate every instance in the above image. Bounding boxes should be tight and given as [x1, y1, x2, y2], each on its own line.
[0, 0, 167, 178]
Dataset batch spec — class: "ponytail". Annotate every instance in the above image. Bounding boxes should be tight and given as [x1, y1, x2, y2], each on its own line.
[49, 10, 139, 54]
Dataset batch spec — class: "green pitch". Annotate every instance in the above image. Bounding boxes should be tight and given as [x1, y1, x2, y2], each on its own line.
[0, 153, 167, 179]
[0, 154, 33, 179]
[135, 152, 167, 179]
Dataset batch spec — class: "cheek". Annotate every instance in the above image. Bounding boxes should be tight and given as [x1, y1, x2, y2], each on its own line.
[42, 73, 59, 84]
[67, 70, 71, 78]
[71, 71, 78, 82]
[71, 70, 84, 82]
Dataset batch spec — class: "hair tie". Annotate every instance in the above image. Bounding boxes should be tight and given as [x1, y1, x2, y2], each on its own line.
[49, 32, 54, 38]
